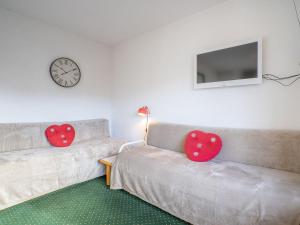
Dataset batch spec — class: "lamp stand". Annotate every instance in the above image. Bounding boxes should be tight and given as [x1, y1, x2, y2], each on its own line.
[144, 113, 149, 143]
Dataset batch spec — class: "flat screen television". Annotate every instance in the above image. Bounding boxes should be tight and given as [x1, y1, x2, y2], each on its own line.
[194, 39, 262, 89]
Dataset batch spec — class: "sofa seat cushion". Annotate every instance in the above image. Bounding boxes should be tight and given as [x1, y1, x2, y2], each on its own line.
[111, 145, 300, 225]
[0, 138, 125, 210]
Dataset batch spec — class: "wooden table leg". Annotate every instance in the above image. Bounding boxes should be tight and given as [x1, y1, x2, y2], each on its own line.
[106, 165, 111, 185]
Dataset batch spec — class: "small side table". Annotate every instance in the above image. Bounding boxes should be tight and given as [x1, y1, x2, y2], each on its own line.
[99, 155, 117, 185]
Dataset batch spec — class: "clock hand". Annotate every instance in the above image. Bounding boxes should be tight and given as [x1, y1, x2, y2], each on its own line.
[60, 68, 77, 76]
[54, 63, 67, 73]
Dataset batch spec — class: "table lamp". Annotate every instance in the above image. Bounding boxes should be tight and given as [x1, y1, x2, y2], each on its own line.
[137, 106, 150, 141]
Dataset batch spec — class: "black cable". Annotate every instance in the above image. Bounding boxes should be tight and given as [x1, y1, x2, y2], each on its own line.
[293, 0, 300, 29]
[263, 73, 300, 80]
[263, 73, 300, 86]
[262, 1, 300, 87]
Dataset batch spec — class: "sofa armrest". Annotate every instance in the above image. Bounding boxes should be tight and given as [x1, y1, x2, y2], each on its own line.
[119, 140, 145, 153]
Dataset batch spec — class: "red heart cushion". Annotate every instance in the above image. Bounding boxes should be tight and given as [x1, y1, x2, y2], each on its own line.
[45, 124, 75, 147]
[184, 130, 222, 162]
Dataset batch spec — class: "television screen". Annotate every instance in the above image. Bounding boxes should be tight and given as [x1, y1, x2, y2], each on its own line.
[195, 40, 261, 89]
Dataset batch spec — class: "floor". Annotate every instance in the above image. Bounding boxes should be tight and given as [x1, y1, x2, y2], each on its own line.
[0, 177, 188, 225]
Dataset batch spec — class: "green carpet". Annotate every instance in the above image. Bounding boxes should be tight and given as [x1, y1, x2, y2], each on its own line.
[0, 177, 188, 225]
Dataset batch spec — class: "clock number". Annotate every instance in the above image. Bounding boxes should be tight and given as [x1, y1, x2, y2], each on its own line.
[58, 78, 63, 84]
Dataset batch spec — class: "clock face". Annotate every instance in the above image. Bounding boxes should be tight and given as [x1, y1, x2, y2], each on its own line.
[50, 57, 81, 88]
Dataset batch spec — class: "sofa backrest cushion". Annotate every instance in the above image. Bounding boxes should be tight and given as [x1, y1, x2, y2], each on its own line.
[0, 119, 109, 153]
[147, 122, 300, 174]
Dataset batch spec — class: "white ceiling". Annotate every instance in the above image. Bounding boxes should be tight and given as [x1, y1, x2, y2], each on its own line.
[0, 0, 228, 45]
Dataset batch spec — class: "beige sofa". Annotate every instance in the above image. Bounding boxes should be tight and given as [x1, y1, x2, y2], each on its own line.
[111, 122, 300, 225]
[0, 119, 125, 210]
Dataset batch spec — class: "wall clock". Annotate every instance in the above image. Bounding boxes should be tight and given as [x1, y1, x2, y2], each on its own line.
[50, 57, 81, 88]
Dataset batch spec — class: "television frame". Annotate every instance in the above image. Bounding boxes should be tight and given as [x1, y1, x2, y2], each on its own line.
[193, 38, 262, 89]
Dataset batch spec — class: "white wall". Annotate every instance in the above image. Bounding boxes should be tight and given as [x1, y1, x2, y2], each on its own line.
[112, 0, 300, 140]
[0, 8, 112, 123]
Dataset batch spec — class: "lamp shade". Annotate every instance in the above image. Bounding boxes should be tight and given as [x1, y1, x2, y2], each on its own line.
[137, 106, 150, 116]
